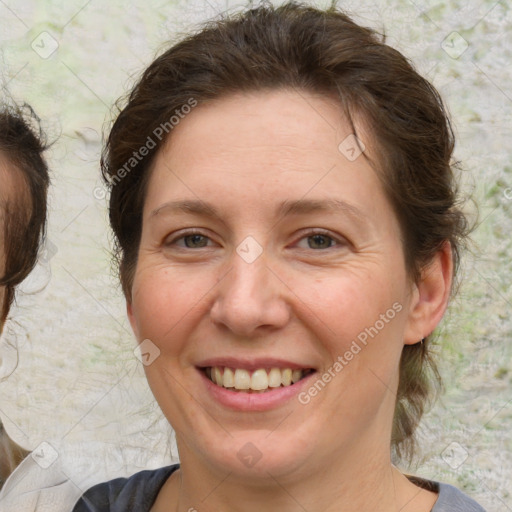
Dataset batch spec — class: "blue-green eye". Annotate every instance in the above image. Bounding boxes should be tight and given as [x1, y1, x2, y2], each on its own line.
[171, 232, 211, 248]
[303, 233, 336, 249]
[184, 234, 209, 248]
[165, 229, 343, 251]
[295, 230, 342, 250]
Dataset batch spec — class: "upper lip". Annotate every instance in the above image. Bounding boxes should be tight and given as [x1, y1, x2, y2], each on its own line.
[196, 357, 316, 371]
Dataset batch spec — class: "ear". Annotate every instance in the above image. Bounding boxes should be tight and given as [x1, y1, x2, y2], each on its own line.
[404, 241, 453, 345]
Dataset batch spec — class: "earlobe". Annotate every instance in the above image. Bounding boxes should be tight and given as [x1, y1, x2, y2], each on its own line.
[404, 241, 453, 345]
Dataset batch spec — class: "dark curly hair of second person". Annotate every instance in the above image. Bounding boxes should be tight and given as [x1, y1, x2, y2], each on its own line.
[0, 101, 50, 488]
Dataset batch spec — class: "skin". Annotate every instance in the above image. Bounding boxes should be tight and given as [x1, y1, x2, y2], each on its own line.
[127, 89, 453, 512]
[0, 153, 31, 332]
[0, 155, 13, 333]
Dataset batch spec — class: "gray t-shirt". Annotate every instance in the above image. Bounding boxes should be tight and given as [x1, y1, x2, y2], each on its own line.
[72, 464, 486, 511]
[433, 482, 486, 511]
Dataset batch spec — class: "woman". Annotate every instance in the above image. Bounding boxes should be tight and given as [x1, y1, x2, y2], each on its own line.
[0, 104, 83, 511]
[74, 3, 484, 511]
[0, 103, 50, 487]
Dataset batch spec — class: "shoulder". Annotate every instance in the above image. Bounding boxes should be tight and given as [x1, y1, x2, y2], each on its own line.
[433, 481, 487, 512]
[72, 464, 179, 512]
[406, 475, 486, 512]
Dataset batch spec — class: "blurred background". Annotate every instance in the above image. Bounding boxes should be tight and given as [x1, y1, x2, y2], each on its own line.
[0, 0, 510, 509]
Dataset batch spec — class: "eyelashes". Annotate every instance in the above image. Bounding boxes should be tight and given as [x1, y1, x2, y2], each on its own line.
[170, 232, 211, 249]
[295, 231, 339, 250]
[164, 229, 346, 251]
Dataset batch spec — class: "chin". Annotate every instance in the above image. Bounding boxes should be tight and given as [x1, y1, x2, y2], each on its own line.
[178, 419, 320, 483]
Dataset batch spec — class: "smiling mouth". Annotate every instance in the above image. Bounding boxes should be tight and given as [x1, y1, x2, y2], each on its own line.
[203, 366, 315, 393]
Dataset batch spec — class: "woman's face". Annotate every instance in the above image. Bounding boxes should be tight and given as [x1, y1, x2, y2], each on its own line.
[128, 89, 428, 479]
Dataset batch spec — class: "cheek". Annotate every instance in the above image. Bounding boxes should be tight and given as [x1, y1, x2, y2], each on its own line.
[294, 267, 407, 385]
[130, 265, 215, 348]
[297, 268, 402, 333]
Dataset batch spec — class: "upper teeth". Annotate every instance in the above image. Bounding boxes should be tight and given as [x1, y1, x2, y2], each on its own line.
[206, 367, 307, 391]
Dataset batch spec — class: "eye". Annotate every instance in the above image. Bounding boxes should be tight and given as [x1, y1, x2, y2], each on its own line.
[165, 231, 214, 249]
[295, 230, 344, 250]
[164, 229, 346, 251]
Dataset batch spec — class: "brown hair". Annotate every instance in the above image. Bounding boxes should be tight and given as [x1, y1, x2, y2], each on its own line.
[0, 103, 49, 487]
[0, 103, 50, 325]
[101, 1, 470, 461]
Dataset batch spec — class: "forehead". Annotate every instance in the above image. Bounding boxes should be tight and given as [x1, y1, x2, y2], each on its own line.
[155, 89, 378, 182]
[146, 89, 386, 220]
[0, 152, 29, 208]
[164, 89, 355, 159]
[0, 152, 31, 242]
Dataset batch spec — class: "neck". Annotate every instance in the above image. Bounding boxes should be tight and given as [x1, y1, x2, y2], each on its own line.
[155, 441, 436, 512]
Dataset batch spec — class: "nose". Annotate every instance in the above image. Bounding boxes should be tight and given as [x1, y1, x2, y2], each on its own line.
[209, 250, 291, 337]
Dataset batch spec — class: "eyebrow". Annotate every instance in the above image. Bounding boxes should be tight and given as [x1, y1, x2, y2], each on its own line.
[150, 198, 367, 224]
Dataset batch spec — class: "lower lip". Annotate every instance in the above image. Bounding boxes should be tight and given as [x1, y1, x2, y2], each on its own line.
[198, 368, 317, 412]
